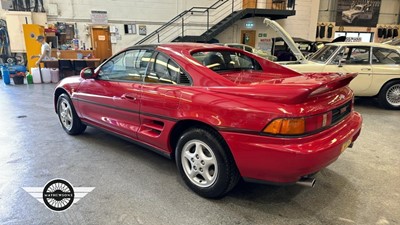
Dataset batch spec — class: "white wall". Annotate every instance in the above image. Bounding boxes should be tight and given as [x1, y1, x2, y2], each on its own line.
[3, 0, 398, 54]
[378, 0, 400, 24]
[277, 0, 321, 41]
[216, 0, 321, 45]
[1, 0, 216, 53]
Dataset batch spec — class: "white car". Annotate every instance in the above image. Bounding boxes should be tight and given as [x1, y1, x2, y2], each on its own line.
[262, 18, 400, 109]
[286, 42, 400, 109]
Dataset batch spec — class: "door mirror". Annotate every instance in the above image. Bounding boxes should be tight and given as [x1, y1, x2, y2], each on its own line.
[338, 58, 346, 67]
[80, 67, 96, 79]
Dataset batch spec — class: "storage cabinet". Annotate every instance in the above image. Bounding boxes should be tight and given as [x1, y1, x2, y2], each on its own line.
[6, 12, 33, 53]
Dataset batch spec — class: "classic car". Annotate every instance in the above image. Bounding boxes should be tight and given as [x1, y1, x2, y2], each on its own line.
[285, 42, 400, 109]
[215, 43, 277, 61]
[263, 18, 400, 109]
[342, 4, 373, 24]
[54, 43, 362, 198]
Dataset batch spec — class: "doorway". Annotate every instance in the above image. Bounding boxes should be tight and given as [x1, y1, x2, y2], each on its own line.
[91, 27, 112, 62]
[241, 30, 256, 47]
[242, 0, 257, 8]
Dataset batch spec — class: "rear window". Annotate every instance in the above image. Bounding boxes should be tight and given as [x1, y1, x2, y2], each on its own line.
[191, 50, 262, 72]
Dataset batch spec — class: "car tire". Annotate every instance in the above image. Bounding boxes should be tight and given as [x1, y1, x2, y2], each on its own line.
[378, 81, 400, 109]
[175, 127, 240, 198]
[57, 93, 87, 135]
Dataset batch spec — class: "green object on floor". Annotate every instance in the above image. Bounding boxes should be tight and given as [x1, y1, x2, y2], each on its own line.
[27, 73, 33, 84]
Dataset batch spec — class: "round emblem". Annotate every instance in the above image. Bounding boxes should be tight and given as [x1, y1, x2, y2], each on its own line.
[42, 179, 75, 211]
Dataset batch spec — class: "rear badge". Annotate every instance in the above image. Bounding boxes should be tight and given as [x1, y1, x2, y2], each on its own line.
[340, 106, 348, 114]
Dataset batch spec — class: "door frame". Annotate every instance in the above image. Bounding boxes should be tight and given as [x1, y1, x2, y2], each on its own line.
[90, 26, 112, 62]
[240, 30, 256, 47]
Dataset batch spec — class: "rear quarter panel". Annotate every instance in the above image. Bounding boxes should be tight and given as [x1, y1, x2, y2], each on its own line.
[368, 64, 400, 96]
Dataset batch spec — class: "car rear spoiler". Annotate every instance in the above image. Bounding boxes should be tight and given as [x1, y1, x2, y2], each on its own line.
[263, 18, 308, 64]
[209, 73, 357, 104]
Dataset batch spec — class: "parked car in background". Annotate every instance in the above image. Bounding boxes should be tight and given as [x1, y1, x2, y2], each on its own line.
[271, 37, 324, 61]
[263, 18, 400, 109]
[54, 43, 362, 198]
[286, 43, 400, 109]
[216, 43, 277, 61]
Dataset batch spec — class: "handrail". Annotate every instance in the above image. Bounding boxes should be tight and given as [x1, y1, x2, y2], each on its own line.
[136, 0, 296, 45]
[136, 0, 230, 45]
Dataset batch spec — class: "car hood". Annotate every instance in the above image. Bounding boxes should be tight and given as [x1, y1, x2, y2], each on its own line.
[209, 72, 357, 104]
[263, 19, 307, 64]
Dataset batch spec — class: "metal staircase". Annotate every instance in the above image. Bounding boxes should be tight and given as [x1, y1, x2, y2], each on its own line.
[135, 0, 296, 45]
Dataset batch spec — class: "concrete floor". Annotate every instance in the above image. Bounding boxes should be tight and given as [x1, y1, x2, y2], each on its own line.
[0, 83, 399, 225]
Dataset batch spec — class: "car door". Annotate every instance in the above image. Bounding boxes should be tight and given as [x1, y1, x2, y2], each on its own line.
[369, 47, 400, 95]
[74, 48, 154, 139]
[138, 51, 192, 153]
[323, 46, 373, 95]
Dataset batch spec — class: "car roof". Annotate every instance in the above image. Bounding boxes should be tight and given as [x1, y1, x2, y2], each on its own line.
[326, 42, 400, 50]
[127, 42, 236, 52]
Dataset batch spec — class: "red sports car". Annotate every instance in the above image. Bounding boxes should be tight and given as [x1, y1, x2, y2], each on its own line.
[54, 43, 362, 198]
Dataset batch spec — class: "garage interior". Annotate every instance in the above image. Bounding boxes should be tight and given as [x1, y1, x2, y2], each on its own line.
[0, 0, 399, 224]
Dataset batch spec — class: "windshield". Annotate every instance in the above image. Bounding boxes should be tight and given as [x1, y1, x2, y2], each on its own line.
[309, 45, 339, 63]
[191, 50, 262, 72]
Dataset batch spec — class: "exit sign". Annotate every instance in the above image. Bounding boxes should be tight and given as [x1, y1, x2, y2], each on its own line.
[245, 22, 254, 29]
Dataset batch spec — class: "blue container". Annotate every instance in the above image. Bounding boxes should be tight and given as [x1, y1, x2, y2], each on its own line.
[8, 65, 27, 75]
[1, 66, 10, 85]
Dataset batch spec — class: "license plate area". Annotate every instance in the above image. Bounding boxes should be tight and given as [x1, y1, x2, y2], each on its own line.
[341, 139, 352, 153]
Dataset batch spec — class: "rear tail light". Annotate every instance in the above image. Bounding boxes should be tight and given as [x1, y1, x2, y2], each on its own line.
[263, 112, 333, 136]
[263, 118, 305, 135]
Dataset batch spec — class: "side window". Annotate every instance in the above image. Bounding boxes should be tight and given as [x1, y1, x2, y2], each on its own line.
[372, 48, 400, 65]
[146, 52, 191, 85]
[343, 47, 371, 65]
[330, 47, 345, 65]
[98, 49, 153, 81]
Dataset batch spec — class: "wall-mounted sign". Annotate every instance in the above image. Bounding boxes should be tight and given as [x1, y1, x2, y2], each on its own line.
[245, 22, 254, 29]
[138, 25, 147, 35]
[124, 24, 137, 34]
[91, 10, 108, 25]
[336, 0, 381, 27]
[345, 37, 362, 42]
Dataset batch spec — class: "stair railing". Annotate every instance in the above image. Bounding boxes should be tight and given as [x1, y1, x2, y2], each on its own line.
[135, 0, 231, 45]
[136, 0, 295, 45]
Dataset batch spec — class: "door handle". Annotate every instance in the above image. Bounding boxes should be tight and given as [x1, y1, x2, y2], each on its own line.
[121, 94, 137, 101]
[361, 68, 371, 71]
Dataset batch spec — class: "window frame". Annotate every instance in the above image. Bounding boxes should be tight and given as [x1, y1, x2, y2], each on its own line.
[96, 48, 155, 82]
[326, 46, 372, 65]
[145, 51, 192, 86]
[371, 47, 400, 65]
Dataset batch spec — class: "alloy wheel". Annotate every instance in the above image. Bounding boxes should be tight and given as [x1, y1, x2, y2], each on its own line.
[59, 98, 73, 131]
[181, 140, 218, 188]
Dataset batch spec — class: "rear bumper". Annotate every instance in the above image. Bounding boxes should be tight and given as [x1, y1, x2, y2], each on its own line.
[220, 111, 362, 184]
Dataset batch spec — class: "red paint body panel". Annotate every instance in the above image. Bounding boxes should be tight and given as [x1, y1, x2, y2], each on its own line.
[221, 112, 362, 183]
[54, 43, 363, 185]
